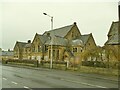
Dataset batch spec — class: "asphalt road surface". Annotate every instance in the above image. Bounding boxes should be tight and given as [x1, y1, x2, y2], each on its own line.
[0, 64, 119, 89]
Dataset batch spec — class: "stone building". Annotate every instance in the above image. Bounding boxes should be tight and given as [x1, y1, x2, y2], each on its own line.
[30, 33, 49, 61]
[105, 21, 120, 63]
[1, 50, 14, 60]
[13, 40, 31, 60]
[13, 22, 97, 64]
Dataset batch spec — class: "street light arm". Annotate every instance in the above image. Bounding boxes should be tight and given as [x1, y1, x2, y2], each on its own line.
[43, 13, 53, 18]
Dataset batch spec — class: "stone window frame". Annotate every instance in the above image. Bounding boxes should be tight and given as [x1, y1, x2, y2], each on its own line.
[73, 47, 77, 52]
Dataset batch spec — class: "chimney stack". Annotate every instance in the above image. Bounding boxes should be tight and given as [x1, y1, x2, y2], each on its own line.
[28, 40, 31, 43]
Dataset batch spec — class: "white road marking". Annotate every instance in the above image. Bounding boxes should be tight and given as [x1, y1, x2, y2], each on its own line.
[11, 81, 18, 85]
[80, 82, 107, 88]
[2, 78, 7, 80]
[24, 86, 29, 89]
[24, 86, 32, 90]
[60, 78, 107, 88]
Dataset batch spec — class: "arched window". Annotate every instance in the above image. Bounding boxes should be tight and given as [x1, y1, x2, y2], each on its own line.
[38, 45, 41, 52]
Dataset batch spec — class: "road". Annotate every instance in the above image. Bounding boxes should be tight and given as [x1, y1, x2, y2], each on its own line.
[0, 64, 119, 89]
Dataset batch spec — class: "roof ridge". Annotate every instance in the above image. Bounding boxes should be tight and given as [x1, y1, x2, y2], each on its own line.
[17, 41, 27, 43]
[36, 33, 43, 36]
[113, 21, 119, 23]
[55, 35, 64, 38]
[81, 33, 91, 36]
[48, 24, 73, 32]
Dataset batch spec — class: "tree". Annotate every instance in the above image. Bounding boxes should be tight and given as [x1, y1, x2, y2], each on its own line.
[81, 46, 104, 67]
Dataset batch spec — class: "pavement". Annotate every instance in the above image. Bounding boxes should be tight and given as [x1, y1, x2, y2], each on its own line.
[0, 63, 119, 89]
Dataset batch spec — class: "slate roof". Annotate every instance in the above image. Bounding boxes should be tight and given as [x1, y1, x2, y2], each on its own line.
[37, 34, 50, 44]
[108, 21, 119, 36]
[45, 36, 68, 46]
[106, 34, 120, 45]
[24, 43, 31, 48]
[1, 51, 14, 56]
[79, 34, 91, 45]
[69, 34, 91, 46]
[16, 41, 27, 48]
[43, 24, 74, 37]
[70, 39, 84, 46]
[106, 21, 120, 45]
[38, 22, 81, 46]
[13, 41, 28, 50]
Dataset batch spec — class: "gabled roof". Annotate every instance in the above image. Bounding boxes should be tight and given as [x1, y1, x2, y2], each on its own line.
[78, 34, 91, 45]
[105, 21, 120, 45]
[45, 36, 68, 46]
[38, 34, 50, 44]
[32, 33, 50, 45]
[43, 23, 77, 37]
[108, 21, 119, 36]
[69, 33, 92, 46]
[70, 39, 84, 46]
[15, 41, 27, 48]
[105, 34, 120, 45]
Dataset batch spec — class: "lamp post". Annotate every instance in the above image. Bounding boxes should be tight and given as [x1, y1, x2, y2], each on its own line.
[43, 13, 53, 69]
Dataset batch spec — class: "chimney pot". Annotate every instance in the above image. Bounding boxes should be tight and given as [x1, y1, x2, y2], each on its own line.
[74, 22, 76, 25]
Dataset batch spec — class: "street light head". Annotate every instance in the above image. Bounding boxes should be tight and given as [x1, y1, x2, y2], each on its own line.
[43, 13, 47, 15]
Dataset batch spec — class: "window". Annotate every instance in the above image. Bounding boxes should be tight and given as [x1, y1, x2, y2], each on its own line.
[53, 50, 55, 59]
[73, 48, 77, 52]
[38, 45, 41, 52]
[56, 50, 59, 60]
[81, 50, 82, 52]
[45, 45, 48, 51]
[49, 50, 51, 59]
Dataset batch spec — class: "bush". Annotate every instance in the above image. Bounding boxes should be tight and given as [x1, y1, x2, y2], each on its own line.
[5, 59, 38, 66]
[82, 61, 94, 66]
[2, 60, 7, 64]
[82, 61, 106, 68]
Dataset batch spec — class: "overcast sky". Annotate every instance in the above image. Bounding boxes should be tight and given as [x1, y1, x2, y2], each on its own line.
[0, 0, 119, 50]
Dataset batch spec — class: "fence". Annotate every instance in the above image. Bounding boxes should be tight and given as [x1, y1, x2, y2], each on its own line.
[2, 59, 68, 69]
[40, 60, 67, 70]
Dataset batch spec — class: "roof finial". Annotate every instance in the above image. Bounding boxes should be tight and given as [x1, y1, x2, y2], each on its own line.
[74, 22, 76, 25]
